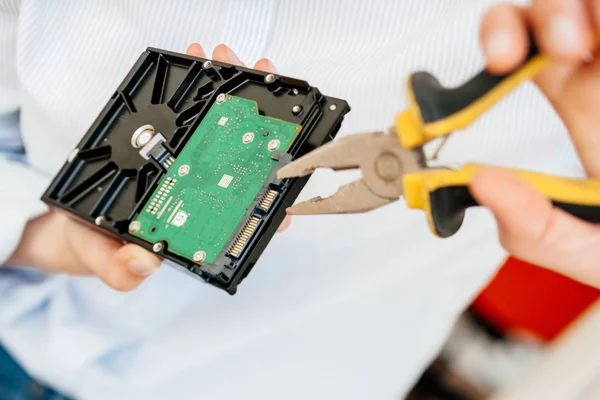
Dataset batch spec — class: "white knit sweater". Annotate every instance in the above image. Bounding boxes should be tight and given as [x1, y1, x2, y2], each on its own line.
[0, 0, 581, 399]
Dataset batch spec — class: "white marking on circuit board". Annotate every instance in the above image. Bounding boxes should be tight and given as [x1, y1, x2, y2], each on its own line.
[217, 117, 229, 126]
[157, 196, 173, 219]
[167, 200, 184, 224]
[218, 174, 233, 188]
[149, 178, 175, 214]
[147, 200, 158, 214]
[171, 210, 188, 227]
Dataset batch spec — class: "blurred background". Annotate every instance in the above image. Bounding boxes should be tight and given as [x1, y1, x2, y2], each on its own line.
[405, 256, 600, 400]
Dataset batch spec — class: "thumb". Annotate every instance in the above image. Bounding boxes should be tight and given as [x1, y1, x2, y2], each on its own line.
[470, 168, 600, 287]
[98, 244, 162, 292]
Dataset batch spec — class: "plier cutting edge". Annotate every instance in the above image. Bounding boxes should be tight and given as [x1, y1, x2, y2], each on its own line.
[277, 39, 600, 238]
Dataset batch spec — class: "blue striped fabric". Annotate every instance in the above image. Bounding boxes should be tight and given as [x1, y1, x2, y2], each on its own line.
[0, 1, 583, 399]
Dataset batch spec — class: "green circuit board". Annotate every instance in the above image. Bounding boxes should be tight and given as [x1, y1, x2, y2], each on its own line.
[132, 95, 301, 264]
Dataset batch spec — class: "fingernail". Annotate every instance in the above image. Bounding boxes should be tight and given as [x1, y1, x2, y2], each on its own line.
[548, 15, 583, 55]
[266, 59, 278, 73]
[128, 258, 160, 277]
[226, 47, 243, 65]
[485, 29, 513, 59]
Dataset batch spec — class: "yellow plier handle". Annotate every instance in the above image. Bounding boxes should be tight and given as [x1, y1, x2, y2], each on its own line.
[404, 164, 600, 238]
[395, 37, 600, 238]
[396, 37, 546, 149]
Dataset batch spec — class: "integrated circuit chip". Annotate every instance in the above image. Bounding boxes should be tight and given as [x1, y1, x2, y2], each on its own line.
[132, 95, 301, 264]
[218, 174, 233, 188]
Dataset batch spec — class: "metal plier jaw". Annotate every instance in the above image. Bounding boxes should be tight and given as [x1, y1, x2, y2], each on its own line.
[277, 129, 426, 214]
[278, 33, 600, 238]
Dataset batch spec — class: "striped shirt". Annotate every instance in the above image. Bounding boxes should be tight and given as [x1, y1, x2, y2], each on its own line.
[0, 0, 581, 399]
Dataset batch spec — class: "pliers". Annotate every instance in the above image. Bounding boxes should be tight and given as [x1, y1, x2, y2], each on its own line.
[277, 40, 600, 238]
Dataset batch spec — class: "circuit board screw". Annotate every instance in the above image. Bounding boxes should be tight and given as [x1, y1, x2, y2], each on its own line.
[202, 60, 212, 69]
[264, 74, 276, 84]
[128, 221, 141, 233]
[153, 242, 163, 253]
[178, 164, 190, 176]
[216, 93, 226, 104]
[329, 104, 337, 111]
[193, 251, 207, 262]
[242, 132, 255, 144]
[268, 139, 281, 151]
[292, 105, 303, 116]
[95, 216, 105, 226]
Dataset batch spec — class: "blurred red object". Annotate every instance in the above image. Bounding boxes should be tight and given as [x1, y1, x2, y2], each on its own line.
[470, 257, 599, 342]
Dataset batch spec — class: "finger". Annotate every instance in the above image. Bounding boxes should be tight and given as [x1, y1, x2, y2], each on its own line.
[470, 168, 600, 287]
[98, 244, 162, 291]
[479, 3, 577, 109]
[186, 43, 206, 58]
[6, 212, 103, 274]
[277, 215, 292, 232]
[253, 58, 278, 73]
[530, 0, 594, 60]
[212, 44, 245, 66]
[63, 216, 122, 275]
[481, 4, 529, 74]
[67, 219, 160, 291]
[592, 0, 600, 35]
[523, 1, 600, 178]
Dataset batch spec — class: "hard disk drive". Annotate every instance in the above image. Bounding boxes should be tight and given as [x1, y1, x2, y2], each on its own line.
[41, 48, 350, 294]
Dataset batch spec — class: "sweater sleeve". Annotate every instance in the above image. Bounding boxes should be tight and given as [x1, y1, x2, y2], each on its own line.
[0, 0, 51, 265]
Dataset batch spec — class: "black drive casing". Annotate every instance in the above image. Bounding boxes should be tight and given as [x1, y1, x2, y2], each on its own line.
[41, 48, 350, 294]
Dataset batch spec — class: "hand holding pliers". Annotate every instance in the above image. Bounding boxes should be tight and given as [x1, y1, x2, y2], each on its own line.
[277, 38, 600, 238]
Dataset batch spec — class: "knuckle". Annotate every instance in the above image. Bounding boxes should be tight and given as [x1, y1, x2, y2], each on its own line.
[497, 208, 559, 260]
[531, 209, 560, 250]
